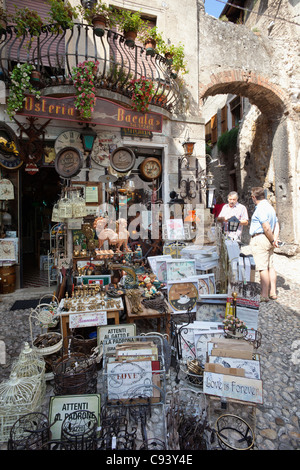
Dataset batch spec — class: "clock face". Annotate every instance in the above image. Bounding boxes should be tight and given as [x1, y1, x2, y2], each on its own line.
[0, 129, 23, 170]
[140, 157, 162, 181]
[168, 282, 198, 313]
[54, 130, 83, 154]
[54, 147, 83, 178]
[110, 147, 135, 173]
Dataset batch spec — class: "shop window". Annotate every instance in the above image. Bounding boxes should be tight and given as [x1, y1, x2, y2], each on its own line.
[230, 96, 242, 128]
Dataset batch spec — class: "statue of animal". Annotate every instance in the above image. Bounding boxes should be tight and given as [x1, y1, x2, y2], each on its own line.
[116, 218, 130, 252]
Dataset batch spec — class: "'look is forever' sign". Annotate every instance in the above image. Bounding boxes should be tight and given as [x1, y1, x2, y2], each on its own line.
[203, 372, 263, 404]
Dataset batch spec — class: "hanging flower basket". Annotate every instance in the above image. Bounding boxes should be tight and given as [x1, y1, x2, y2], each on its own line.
[72, 60, 99, 120]
[130, 76, 155, 113]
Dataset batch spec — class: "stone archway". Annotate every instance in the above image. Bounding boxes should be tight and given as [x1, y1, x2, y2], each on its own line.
[199, 69, 294, 242]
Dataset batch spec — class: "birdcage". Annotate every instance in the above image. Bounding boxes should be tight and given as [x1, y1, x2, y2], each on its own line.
[0, 372, 45, 443]
[58, 197, 73, 219]
[10, 342, 46, 396]
[51, 203, 63, 222]
[71, 192, 87, 218]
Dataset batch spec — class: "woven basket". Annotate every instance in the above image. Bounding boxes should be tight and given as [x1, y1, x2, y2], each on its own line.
[32, 332, 63, 356]
[53, 353, 97, 396]
[142, 292, 165, 311]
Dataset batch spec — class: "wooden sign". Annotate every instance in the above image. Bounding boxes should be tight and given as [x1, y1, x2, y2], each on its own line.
[49, 394, 101, 441]
[107, 360, 154, 401]
[19, 95, 163, 133]
[203, 371, 263, 404]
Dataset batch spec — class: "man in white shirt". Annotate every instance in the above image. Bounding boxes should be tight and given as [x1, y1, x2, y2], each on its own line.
[249, 187, 280, 302]
[217, 191, 249, 243]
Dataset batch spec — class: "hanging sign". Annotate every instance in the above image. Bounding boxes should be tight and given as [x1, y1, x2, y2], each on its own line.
[25, 163, 39, 175]
[19, 95, 163, 133]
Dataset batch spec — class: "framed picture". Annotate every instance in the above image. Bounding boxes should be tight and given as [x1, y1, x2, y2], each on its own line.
[165, 219, 185, 240]
[147, 255, 172, 276]
[42, 140, 56, 167]
[188, 274, 214, 299]
[71, 182, 102, 205]
[80, 275, 111, 286]
[156, 259, 168, 281]
[167, 279, 198, 313]
[165, 259, 196, 281]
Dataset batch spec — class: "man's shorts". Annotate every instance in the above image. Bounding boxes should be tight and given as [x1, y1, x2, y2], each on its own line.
[250, 234, 274, 271]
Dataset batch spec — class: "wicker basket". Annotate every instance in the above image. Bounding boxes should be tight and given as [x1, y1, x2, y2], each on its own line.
[142, 292, 165, 311]
[53, 353, 97, 396]
[32, 332, 63, 356]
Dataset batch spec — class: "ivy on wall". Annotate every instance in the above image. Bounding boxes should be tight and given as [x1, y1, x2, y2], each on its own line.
[217, 126, 239, 153]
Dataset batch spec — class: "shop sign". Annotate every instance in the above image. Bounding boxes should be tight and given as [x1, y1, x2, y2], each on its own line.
[25, 162, 39, 175]
[121, 128, 153, 138]
[19, 95, 163, 133]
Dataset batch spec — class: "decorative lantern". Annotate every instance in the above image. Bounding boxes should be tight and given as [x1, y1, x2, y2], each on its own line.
[51, 203, 62, 222]
[182, 140, 196, 156]
[71, 192, 87, 218]
[227, 216, 240, 232]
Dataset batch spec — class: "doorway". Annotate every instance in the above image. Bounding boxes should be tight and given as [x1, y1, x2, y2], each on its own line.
[20, 167, 60, 288]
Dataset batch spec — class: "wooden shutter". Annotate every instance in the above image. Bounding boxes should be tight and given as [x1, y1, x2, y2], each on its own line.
[221, 105, 228, 134]
[211, 113, 217, 144]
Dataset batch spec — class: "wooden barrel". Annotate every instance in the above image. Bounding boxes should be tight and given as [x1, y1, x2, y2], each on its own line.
[0, 265, 16, 294]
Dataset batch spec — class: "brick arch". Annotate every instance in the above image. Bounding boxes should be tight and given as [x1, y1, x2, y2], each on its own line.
[199, 70, 288, 118]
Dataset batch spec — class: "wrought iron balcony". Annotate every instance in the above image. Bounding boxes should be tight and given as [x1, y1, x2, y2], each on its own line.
[0, 23, 183, 114]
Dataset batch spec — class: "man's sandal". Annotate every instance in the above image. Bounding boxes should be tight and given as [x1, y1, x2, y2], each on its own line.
[269, 295, 278, 300]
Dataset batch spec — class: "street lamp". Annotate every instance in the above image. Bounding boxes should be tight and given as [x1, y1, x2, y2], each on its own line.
[80, 0, 97, 9]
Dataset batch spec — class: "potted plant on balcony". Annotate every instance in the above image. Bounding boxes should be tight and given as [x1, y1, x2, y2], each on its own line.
[47, 0, 78, 33]
[13, 6, 43, 49]
[130, 76, 155, 113]
[78, 2, 116, 37]
[170, 43, 188, 77]
[116, 9, 145, 47]
[139, 26, 165, 57]
[71, 60, 99, 120]
[7, 63, 42, 120]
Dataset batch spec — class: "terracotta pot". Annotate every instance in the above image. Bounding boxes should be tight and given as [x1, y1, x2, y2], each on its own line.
[165, 52, 173, 65]
[144, 38, 156, 56]
[124, 30, 137, 47]
[92, 15, 107, 37]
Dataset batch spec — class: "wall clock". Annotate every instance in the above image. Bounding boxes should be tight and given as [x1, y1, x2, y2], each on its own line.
[0, 179, 14, 200]
[110, 147, 136, 173]
[0, 123, 23, 169]
[168, 281, 198, 313]
[54, 147, 83, 178]
[54, 130, 84, 154]
[140, 157, 162, 181]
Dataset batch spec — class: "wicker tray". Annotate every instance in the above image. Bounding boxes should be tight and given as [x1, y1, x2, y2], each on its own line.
[142, 292, 165, 311]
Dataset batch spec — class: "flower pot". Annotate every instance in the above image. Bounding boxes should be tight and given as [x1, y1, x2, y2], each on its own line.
[144, 38, 156, 56]
[124, 30, 137, 47]
[92, 15, 107, 37]
[165, 52, 173, 65]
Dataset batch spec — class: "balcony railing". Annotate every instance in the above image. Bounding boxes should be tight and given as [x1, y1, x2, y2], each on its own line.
[0, 23, 183, 113]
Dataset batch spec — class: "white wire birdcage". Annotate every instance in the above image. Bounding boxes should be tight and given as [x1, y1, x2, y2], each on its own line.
[10, 343, 46, 396]
[0, 372, 45, 443]
[71, 192, 87, 218]
[58, 197, 73, 219]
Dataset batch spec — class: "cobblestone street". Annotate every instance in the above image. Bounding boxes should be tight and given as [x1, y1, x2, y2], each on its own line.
[0, 250, 299, 451]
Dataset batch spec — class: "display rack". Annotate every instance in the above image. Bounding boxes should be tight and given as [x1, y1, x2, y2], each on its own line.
[47, 223, 67, 286]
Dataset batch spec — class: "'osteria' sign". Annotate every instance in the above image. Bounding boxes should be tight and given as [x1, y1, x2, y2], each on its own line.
[18, 95, 163, 133]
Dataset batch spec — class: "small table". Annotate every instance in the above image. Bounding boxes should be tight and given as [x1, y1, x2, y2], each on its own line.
[125, 297, 171, 338]
[57, 297, 123, 340]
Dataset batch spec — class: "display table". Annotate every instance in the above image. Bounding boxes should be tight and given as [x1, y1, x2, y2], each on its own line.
[125, 296, 171, 338]
[57, 296, 124, 339]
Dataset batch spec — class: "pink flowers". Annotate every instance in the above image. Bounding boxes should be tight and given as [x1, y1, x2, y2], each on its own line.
[72, 60, 99, 120]
[130, 76, 154, 113]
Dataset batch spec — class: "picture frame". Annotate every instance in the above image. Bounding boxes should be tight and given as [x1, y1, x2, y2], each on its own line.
[196, 301, 226, 322]
[165, 219, 185, 240]
[167, 278, 199, 313]
[71, 182, 102, 205]
[165, 258, 196, 281]
[147, 255, 172, 276]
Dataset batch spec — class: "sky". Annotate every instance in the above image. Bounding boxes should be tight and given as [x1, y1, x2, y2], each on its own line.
[204, 0, 226, 18]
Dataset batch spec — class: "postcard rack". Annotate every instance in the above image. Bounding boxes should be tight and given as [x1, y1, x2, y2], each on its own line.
[102, 335, 167, 407]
